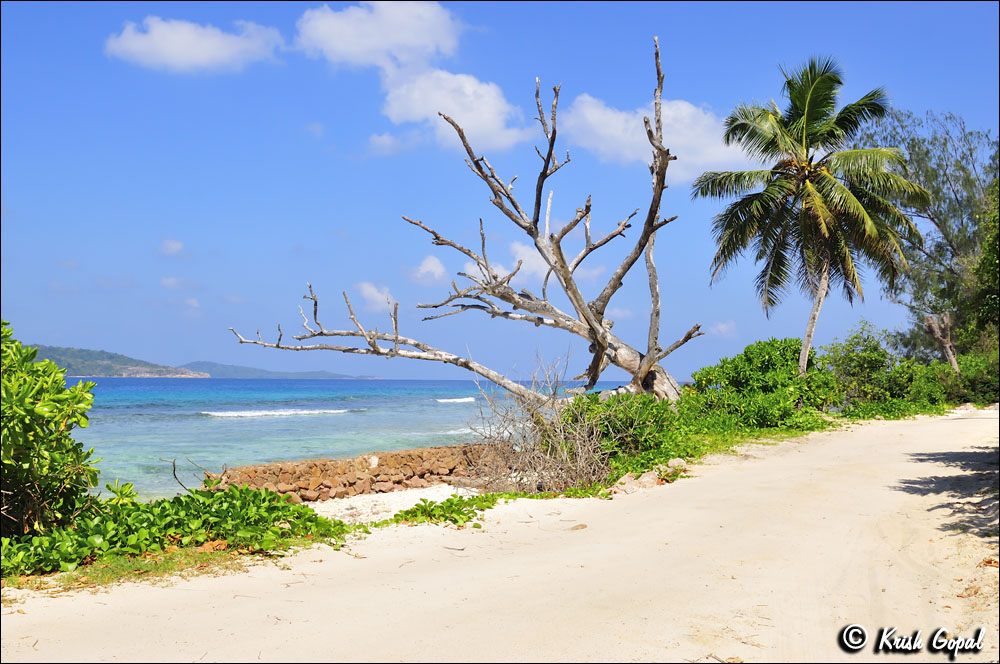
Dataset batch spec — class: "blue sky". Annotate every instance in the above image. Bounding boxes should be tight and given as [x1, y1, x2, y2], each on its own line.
[2, 1, 998, 382]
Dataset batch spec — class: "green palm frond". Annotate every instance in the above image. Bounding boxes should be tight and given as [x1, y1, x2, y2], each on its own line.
[691, 169, 778, 199]
[850, 188, 923, 248]
[723, 104, 805, 162]
[754, 221, 793, 313]
[781, 57, 842, 146]
[814, 171, 878, 238]
[816, 88, 889, 147]
[709, 176, 796, 281]
[842, 170, 931, 209]
[825, 148, 905, 178]
[801, 180, 835, 237]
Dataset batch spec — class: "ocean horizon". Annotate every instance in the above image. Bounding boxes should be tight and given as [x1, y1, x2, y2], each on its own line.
[72, 377, 621, 499]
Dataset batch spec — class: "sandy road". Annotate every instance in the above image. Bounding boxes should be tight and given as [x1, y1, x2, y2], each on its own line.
[2, 410, 998, 662]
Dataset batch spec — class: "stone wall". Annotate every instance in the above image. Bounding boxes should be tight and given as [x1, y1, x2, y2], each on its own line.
[205, 444, 484, 503]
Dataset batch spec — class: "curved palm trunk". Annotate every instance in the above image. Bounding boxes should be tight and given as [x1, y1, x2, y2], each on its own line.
[798, 262, 830, 377]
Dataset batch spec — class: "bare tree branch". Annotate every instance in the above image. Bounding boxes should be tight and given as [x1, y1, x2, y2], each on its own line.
[234, 37, 702, 403]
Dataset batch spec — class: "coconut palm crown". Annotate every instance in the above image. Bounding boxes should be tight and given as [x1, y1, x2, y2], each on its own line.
[692, 57, 931, 375]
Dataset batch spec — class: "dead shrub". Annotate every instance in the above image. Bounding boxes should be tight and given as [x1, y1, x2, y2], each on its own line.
[470, 358, 610, 493]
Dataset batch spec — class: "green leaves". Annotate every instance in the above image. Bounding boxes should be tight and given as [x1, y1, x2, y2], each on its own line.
[1, 485, 350, 578]
[2, 321, 99, 538]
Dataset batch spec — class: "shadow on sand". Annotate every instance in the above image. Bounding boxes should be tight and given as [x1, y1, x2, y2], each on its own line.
[894, 442, 999, 539]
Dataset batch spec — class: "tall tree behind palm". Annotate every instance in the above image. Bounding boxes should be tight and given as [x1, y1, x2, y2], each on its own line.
[693, 58, 930, 376]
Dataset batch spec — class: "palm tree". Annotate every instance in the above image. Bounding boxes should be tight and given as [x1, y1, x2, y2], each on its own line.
[693, 57, 930, 376]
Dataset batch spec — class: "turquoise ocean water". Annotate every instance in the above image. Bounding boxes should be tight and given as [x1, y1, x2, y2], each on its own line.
[74, 378, 492, 499]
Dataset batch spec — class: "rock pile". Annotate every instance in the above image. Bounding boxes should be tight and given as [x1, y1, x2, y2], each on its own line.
[205, 444, 484, 503]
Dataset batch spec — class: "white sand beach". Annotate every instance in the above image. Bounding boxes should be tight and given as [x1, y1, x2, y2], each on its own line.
[2, 409, 997, 662]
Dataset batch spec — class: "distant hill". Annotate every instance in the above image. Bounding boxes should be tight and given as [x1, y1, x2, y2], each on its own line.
[33, 345, 209, 378]
[180, 361, 379, 380]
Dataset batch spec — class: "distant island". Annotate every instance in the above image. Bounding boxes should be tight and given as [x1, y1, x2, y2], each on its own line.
[34, 345, 209, 378]
[179, 361, 380, 380]
[31, 344, 379, 379]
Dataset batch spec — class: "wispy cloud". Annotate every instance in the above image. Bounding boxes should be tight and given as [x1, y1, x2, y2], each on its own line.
[184, 297, 201, 308]
[160, 276, 183, 289]
[105, 16, 282, 73]
[562, 93, 748, 182]
[709, 319, 738, 339]
[356, 281, 394, 312]
[94, 275, 135, 289]
[58, 259, 80, 270]
[607, 306, 634, 320]
[48, 280, 80, 294]
[159, 238, 184, 256]
[305, 121, 325, 139]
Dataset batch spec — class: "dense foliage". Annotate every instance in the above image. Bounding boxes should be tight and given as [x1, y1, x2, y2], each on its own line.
[1, 321, 99, 538]
[1, 483, 349, 578]
[820, 321, 998, 411]
[970, 181, 999, 335]
[563, 330, 995, 479]
[856, 111, 999, 359]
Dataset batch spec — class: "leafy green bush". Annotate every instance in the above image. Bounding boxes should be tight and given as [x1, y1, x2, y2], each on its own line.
[1, 484, 348, 577]
[819, 321, 896, 403]
[956, 351, 999, 404]
[690, 337, 836, 423]
[1, 321, 99, 537]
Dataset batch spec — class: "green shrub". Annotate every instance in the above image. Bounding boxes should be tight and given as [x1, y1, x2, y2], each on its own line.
[1, 484, 349, 577]
[690, 337, 837, 420]
[1, 321, 99, 537]
[819, 321, 895, 404]
[956, 351, 999, 404]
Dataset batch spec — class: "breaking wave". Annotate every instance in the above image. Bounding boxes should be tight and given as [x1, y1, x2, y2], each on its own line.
[198, 408, 356, 418]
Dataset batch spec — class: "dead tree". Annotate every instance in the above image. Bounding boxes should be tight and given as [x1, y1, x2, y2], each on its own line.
[231, 38, 703, 402]
[923, 313, 961, 375]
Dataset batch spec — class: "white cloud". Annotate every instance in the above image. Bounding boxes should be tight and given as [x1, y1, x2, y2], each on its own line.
[58, 259, 80, 270]
[105, 16, 282, 73]
[607, 307, 634, 320]
[383, 69, 532, 151]
[159, 238, 184, 256]
[224, 295, 246, 304]
[160, 276, 182, 289]
[508, 241, 550, 280]
[562, 93, 748, 182]
[295, 2, 529, 152]
[305, 122, 325, 138]
[295, 1, 459, 70]
[709, 320, 738, 339]
[573, 264, 606, 281]
[368, 130, 422, 155]
[356, 281, 394, 312]
[184, 297, 201, 308]
[413, 255, 446, 282]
